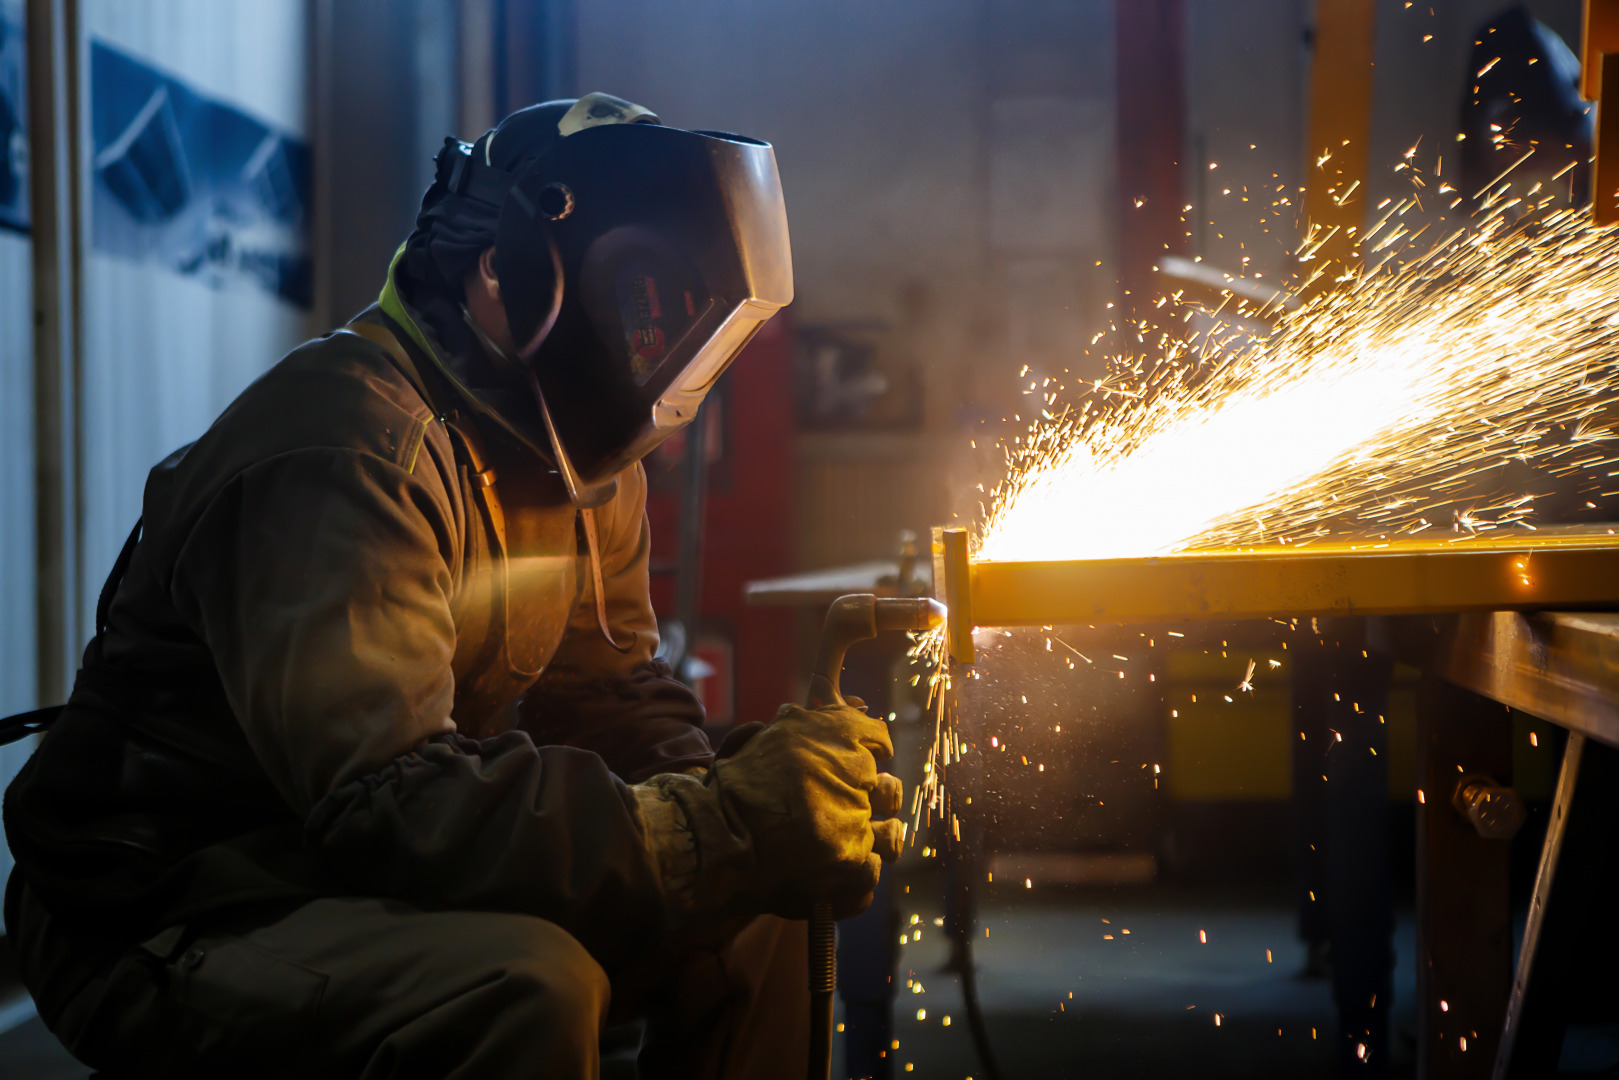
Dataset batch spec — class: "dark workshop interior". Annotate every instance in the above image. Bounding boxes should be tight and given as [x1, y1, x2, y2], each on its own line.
[3, 1, 1619, 1078]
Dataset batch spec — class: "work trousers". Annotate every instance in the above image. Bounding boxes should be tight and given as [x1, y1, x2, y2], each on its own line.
[10, 882, 809, 1079]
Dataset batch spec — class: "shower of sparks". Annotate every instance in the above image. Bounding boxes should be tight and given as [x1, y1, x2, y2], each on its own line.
[908, 184, 1619, 832]
[978, 204, 1619, 563]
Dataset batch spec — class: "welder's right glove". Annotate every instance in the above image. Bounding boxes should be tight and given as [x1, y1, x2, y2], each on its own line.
[632, 703, 905, 932]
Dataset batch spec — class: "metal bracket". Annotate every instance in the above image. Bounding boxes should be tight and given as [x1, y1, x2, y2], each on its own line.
[932, 525, 974, 664]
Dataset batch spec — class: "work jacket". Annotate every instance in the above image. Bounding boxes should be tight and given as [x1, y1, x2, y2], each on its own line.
[3, 268, 712, 971]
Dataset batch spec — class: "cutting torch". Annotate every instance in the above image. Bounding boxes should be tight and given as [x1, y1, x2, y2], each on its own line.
[803, 593, 946, 1080]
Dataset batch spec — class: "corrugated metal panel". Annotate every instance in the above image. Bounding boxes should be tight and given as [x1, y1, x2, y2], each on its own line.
[78, 1, 313, 633]
[0, 229, 34, 892]
[0, 0, 30, 896]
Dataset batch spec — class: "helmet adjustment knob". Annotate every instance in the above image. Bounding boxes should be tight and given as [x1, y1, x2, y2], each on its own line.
[538, 183, 575, 221]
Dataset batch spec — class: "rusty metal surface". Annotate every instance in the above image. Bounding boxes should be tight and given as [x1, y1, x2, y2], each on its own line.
[1436, 611, 1619, 750]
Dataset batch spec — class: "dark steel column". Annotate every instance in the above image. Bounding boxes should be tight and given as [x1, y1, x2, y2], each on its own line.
[1327, 645, 1394, 1076]
[1291, 647, 1334, 971]
[1113, 0, 1186, 321]
[25, 0, 82, 707]
[1416, 677, 1514, 1079]
[1294, 629, 1395, 1075]
[497, 0, 576, 112]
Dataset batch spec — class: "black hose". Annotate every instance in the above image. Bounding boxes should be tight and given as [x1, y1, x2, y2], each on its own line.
[807, 899, 836, 1080]
[943, 747, 1002, 1080]
[947, 903, 1003, 1080]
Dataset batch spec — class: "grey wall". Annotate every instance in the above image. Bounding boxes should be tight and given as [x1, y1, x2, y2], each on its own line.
[316, 0, 439, 325]
[576, 0, 1122, 568]
[577, 0, 1118, 416]
[313, 0, 562, 327]
[568, 0, 1589, 571]
[1186, 0, 1311, 283]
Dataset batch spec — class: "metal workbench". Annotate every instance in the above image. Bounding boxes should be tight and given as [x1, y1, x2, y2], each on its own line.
[932, 525, 1619, 1079]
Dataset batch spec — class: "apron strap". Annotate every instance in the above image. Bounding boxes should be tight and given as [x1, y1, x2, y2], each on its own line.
[0, 705, 63, 747]
[580, 508, 631, 654]
[341, 319, 630, 655]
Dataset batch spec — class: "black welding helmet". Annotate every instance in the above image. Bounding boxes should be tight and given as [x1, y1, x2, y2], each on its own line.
[1458, 7, 1593, 211]
[429, 95, 793, 503]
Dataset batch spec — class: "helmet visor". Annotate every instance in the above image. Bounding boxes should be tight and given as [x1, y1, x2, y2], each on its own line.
[497, 123, 792, 483]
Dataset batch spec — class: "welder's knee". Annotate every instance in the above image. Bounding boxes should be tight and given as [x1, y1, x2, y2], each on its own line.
[369, 911, 612, 1078]
[498, 915, 612, 1033]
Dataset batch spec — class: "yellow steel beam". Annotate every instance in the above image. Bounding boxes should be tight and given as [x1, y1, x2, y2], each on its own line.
[937, 527, 1619, 664]
[1301, 0, 1378, 282]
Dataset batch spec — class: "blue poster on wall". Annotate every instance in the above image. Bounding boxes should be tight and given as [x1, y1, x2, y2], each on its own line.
[90, 41, 311, 307]
[0, 0, 26, 235]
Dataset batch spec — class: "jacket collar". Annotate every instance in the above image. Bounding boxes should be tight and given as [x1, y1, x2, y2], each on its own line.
[370, 245, 555, 464]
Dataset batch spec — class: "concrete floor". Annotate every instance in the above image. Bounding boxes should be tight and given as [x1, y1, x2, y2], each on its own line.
[8, 883, 1618, 1078]
[0, 874, 1419, 1079]
[878, 873, 1416, 1079]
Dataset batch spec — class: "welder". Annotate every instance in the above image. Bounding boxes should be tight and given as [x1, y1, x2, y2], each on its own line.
[2, 93, 905, 1078]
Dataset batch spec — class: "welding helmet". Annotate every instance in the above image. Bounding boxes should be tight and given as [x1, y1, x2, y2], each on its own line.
[1458, 7, 1592, 211]
[429, 95, 793, 502]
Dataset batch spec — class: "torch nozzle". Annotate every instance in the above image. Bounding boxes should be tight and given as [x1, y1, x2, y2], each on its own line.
[874, 596, 948, 634]
[807, 595, 945, 710]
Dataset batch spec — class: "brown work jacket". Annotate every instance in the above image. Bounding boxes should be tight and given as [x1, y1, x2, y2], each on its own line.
[3, 298, 711, 971]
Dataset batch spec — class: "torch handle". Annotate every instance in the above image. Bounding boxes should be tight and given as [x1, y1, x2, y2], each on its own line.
[803, 594, 946, 1080]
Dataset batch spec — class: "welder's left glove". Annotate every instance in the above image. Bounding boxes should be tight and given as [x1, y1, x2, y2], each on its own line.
[632, 703, 905, 933]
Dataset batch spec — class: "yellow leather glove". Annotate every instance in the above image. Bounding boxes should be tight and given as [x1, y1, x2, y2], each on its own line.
[634, 703, 904, 930]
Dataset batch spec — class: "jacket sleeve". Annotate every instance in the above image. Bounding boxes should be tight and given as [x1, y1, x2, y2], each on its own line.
[169, 447, 669, 965]
[518, 463, 714, 782]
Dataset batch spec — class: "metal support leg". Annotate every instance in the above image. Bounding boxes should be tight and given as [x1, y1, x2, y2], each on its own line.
[1493, 733, 1619, 1078]
[1417, 677, 1514, 1078]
